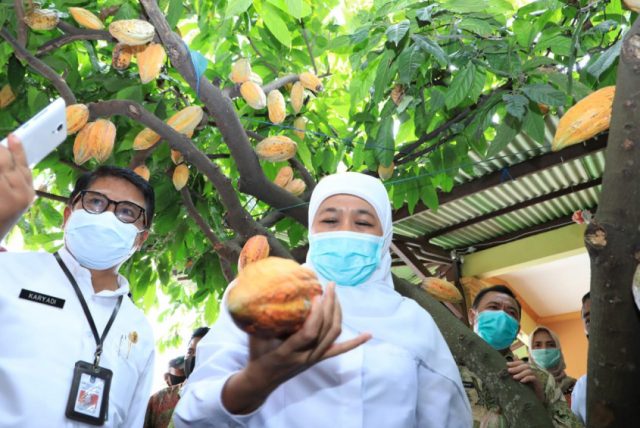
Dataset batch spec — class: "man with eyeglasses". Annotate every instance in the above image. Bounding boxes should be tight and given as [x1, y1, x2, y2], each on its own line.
[0, 144, 157, 427]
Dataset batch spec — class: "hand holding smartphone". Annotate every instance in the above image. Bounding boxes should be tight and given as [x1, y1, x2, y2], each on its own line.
[0, 97, 67, 168]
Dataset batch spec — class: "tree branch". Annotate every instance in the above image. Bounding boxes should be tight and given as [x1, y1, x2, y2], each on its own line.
[36, 21, 114, 57]
[15, 0, 28, 47]
[0, 28, 77, 105]
[99, 5, 120, 21]
[139, 0, 308, 227]
[300, 19, 318, 75]
[288, 157, 316, 192]
[247, 36, 279, 75]
[36, 190, 68, 203]
[219, 257, 235, 283]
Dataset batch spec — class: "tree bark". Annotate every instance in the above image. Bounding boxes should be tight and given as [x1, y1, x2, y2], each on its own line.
[394, 276, 554, 427]
[585, 20, 640, 427]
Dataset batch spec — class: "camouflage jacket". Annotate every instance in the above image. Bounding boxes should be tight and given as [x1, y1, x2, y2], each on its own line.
[459, 355, 583, 428]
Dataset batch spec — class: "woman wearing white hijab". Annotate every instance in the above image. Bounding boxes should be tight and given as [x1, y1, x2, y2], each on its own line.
[529, 326, 577, 403]
[173, 172, 472, 427]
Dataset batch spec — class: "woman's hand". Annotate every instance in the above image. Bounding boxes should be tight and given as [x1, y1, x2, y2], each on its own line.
[222, 282, 371, 415]
[0, 135, 34, 242]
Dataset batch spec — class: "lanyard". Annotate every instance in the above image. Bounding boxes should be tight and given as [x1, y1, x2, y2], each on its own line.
[54, 252, 123, 368]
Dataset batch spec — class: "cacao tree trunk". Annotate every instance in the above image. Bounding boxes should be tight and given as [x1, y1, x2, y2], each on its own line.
[585, 18, 640, 428]
[394, 276, 553, 427]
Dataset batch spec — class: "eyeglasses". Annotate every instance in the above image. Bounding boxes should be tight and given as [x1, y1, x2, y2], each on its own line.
[73, 190, 147, 226]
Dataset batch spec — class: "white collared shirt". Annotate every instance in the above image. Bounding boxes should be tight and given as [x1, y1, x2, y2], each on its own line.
[0, 247, 155, 427]
[571, 375, 587, 424]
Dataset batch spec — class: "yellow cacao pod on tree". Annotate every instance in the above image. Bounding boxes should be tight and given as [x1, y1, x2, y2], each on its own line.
[378, 162, 395, 180]
[255, 136, 297, 162]
[0, 84, 16, 109]
[240, 81, 267, 109]
[624, 0, 640, 12]
[273, 166, 294, 188]
[133, 127, 161, 150]
[249, 72, 263, 85]
[293, 116, 306, 140]
[227, 257, 323, 339]
[290, 81, 305, 114]
[173, 164, 189, 190]
[89, 119, 117, 163]
[68, 7, 104, 30]
[66, 104, 90, 135]
[420, 277, 463, 303]
[391, 84, 404, 106]
[299, 72, 323, 92]
[552, 86, 615, 152]
[73, 123, 95, 165]
[267, 90, 286, 124]
[133, 165, 150, 181]
[136, 43, 166, 84]
[171, 149, 184, 165]
[237, 235, 270, 271]
[24, 8, 59, 31]
[284, 178, 306, 196]
[112, 43, 133, 70]
[166, 105, 204, 135]
[230, 58, 252, 84]
[109, 19, 155, 46]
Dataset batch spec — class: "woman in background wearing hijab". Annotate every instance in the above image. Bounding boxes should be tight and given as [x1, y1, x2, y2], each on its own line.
[173, 172, 471, 428]
[529, 326, 577, 404]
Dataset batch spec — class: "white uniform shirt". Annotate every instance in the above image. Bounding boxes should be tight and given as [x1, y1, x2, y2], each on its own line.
[0, 248, 155, 427]
[173, 299, 471, 428]
[571, 375, 587, 424]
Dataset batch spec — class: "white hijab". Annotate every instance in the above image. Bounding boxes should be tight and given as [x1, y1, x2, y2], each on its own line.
[305, 172, 462, 385]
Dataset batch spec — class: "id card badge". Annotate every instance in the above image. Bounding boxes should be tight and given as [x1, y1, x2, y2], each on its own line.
[66, 361, 112, 426]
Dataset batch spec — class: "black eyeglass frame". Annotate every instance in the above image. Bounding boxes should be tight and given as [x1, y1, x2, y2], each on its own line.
[72, 190, 148, 228]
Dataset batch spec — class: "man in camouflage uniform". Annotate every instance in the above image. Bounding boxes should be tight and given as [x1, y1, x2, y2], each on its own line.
[460, 285, 583, 427]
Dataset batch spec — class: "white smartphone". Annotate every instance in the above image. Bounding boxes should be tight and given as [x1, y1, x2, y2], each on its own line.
[0, 97, 67, 167]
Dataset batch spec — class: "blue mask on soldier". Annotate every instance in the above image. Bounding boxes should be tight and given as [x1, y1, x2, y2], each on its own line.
[309, 231, 383, 287]
[474, 310, 519, 350]
[531, 348, 561, 369]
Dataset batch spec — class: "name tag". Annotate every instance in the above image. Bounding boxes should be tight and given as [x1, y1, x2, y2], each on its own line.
[463, 381, 475, 389]
[19, 289, 65, 309]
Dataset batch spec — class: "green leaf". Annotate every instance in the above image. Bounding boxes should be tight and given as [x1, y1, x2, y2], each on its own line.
[406, 183, 420, 214]
[513, 19, 536, 48]
[416, 4, 437, 22]
[7, 56, 25, 90]
[445, 64, 476, 110]
[502, 93, 528, 120]
[373, 50, 396, 103]
[226, 0, 253, 16]
[166, 0, 184, 29]
[522, 56, 557, 71]
[116, 85, 144, 103]
[458, 18, 495, 37]
[486, 117, 521, 157]
[386, 19, 410, 46]
[420, 182, 439, 211]
[412, 34, 449, 67]
[374, 115, 395, 167]
[261, 4, 291, 47]
[442, 0, 488, 14]
[586, 39, 621, 80]
[522, 107, 546, 144]
[204, 293, 219, 325]
[521, 83, 566, 106]
[396, 45, 425, 84]
[284, 0, 304, 19]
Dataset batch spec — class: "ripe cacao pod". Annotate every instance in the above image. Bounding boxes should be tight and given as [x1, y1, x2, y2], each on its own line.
[68, 7, 104, 30]
[273, 166, 294, 188]
[227, 257, 323, 339]
[391, 84, 404, 106]
[249, 72, 263, 85]
[0, 84, 16, 109]
[133, 127, 161, 150]
[240, 81, 267, 109]
[136, 43, 166, 84]
[378, 162, 394, 180]
[73, 123, 95, 165]
[112, 43, 133, 70]
[267, 90, 286, 124]
[293, 116, 307, 139]
[24, 8, 59, 31]
[89, 119, 117, 163]
[552, 85, 615, 152]
[230, 58, 252, 84]
[255, 136, 297, 162]
[420, 277, 463, 303]
[173, 164, 189, 190]
[166, 105, 204, 136]
[284, 178, 306, 196]
[109, 19, 155, 46]
[237, 235, 270, 271]
[133, 165, 150, 181]
[171, 149, 184, 165]
[299, 72, 323, 92]
[66, 104, 90, 135]
[624, 0, 640, 12]
[290, 82, 305, 114]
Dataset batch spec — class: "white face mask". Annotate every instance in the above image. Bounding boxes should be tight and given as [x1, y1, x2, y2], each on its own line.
[64, 210, 141, 270]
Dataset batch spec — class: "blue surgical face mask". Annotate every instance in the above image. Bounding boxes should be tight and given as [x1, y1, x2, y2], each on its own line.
[531, 348, 561, 369]
[474, 310, 519, 350]
[64, 210, 141, 270]
[309, 231, 384, 287]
